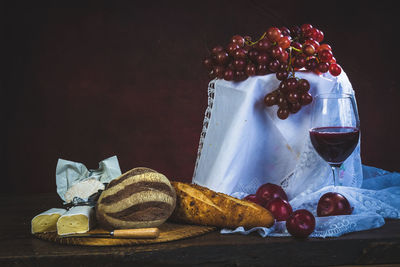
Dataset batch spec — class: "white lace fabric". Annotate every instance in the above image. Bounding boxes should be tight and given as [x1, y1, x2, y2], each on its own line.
[224, 166, 400, 238]
[192, 71, 400, 237]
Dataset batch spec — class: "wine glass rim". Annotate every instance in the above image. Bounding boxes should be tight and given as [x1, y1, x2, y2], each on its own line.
[314, 93, 354, 99]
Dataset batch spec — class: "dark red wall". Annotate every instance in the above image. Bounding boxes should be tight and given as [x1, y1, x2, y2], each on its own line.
[2, 1, 399, 194]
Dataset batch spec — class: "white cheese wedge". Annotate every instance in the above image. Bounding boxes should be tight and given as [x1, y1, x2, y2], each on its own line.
[64, 178, 105, 203]
[31, 208, 67, 234]
[57, 206, 95, 235]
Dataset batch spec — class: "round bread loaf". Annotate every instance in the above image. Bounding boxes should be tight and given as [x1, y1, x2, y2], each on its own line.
[96, 167, 176, 229]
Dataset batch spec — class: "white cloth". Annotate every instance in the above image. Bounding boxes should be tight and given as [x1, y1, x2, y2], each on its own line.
[193, 71, 361, 198]
[192, 71, 399, 237]
[222, 166, 399, 238]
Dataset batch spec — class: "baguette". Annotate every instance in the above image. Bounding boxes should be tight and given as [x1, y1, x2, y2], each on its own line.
[169, 182, 274, 229]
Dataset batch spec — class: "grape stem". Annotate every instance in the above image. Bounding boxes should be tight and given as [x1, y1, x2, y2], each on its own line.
[288, 47, 296, 78]
[245, 32, 267, 46]
[291, 46, 302, 53]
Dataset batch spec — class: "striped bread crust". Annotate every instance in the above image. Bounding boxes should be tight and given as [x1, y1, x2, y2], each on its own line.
[96, 167, 176, 229]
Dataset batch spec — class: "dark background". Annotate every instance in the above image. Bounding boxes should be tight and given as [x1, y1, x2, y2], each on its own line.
[2, 0, 399, 194]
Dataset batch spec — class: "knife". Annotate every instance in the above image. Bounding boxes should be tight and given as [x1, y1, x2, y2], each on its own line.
[59, 227, 160, 239]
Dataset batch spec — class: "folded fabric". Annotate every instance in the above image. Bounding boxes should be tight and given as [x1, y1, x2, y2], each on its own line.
[193, 71, 362, 200]
[221, 165, 400, 238]
[56, 155, 122, 203]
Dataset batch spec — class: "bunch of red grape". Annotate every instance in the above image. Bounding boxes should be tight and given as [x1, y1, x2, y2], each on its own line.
[203, 24, 342, 120]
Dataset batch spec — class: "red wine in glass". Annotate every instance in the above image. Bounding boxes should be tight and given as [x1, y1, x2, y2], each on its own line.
[310, 126, 359, 167]
[309, 93, 360, 188]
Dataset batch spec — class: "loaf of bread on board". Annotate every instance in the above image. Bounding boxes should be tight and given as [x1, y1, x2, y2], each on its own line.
[96, 167, 176, 230]
[169, 182, 274, 229]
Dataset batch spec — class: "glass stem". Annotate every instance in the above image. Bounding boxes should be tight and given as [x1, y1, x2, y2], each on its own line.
[331, 166, 340, 189]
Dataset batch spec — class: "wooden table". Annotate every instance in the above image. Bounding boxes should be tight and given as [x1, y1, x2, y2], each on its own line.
[1, 193, 399, 266]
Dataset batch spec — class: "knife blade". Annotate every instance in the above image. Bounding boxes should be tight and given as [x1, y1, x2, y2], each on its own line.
[59, 227, 160, 239]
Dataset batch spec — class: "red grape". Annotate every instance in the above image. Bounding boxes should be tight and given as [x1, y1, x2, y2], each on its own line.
[248, 49, 259, 63]
[277, 108, 290, 119]
[278, 36, 291, 49]
[267, 27, 282, 42]
[277, 95, 289, 108]
[264, 93, 277, 106]
[271, 46, 283, 59]
[214, 66, 225, 79]
[286, 77, 298, 91]
[234, 70, 247, 81]
[297, 79, 310, 92]
[233, 48, 247, 60]
[291, 25, 302, 37]
[202, 24, 342, 120]
[223, 68, 234, 81]
[243, 44, 251, 53]
[318, 49, 333, 62]
[301, 24, 313, 33]
[256, 52, 270, 65]
[246, 63, 257, 76]
[278, 80, 289, 94]
[300, 93, 313, 105]
[305, 57, 318, 71]
[215, 51, 229, 66]
[293, 55, 306, 69]
[316, 29, 324, 42]
[276, 70, 289, 81]
[279, 80, 289, 93]
[303, 44, 315, 56]
[256, 38, 273, 52]
[280, 26, 291, 36]
[279, 50, 289, 63]
[233, 59, 245, 70]
[268, 59, 280, 72]
[279, 62, 289, 71]
[304, 39, 320, 51]
[226, 43, 240, 56]
[231, 35, 245, 47]
[329, 63, 342, 76]
[291, 42, 302, 54]
[287, 92, 299, 103]
[307, 28, 320, 40]
[289, 102, 301, 113]
[317, 43, 332, 53]
[303, 28, 315, 39]
[257, 64, 269, 75]
[317, 62, 330, 73]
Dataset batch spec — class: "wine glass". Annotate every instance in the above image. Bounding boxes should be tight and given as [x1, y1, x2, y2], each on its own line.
[309, 93, 360, 188]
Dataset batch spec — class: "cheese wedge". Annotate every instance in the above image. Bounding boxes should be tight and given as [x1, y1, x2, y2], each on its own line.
[64, 178, 105, 203]
[31, 208, 67, 234]
[57, 206, 95, 235]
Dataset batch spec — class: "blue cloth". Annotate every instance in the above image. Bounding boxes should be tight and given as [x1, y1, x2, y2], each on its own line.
[221, 165, 400, 238]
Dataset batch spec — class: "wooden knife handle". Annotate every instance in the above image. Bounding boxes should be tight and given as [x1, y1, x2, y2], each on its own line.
[112, 228, 160, 239]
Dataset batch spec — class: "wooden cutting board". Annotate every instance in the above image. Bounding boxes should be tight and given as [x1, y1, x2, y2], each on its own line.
[34, 222, 216, 246]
